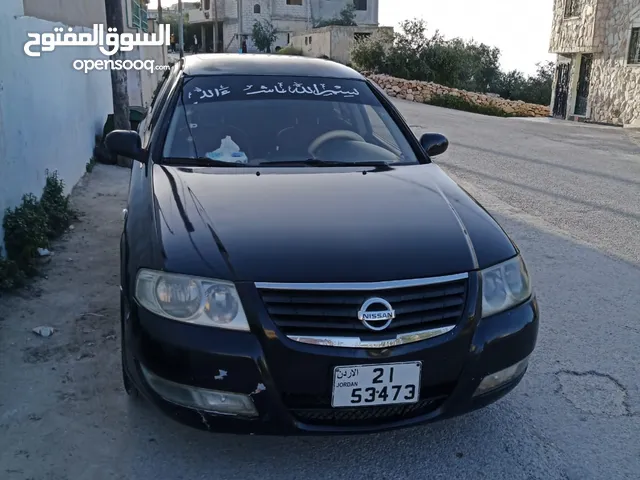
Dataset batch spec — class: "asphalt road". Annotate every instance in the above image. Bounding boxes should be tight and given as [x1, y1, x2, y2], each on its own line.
[1, 103, 639, 480]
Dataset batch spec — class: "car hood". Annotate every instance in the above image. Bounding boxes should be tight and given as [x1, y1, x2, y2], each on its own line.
[151, 164, 516, 282]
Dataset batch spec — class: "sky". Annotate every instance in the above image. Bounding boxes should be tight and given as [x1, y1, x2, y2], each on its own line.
[148, 0, 556, 75]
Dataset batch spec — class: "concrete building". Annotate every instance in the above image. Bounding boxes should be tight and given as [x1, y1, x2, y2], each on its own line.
[189, 0, 379, 53]
[122, 0, 167, 108]
[290, 25, 392, 64]
[548, 0, 640, 127]
[0, 0, 163, 247]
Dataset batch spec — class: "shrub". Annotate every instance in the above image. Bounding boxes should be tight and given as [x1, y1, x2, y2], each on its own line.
[0, 170, 76, 290]
[2, 193, 49, 274]
[425, 94, 513, 117]
[277, 46, 303, 56]
[0, 253, 25, 290]
[40, 170, 74, 238]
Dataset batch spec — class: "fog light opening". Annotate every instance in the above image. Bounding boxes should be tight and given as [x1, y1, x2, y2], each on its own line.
[473, 357, 529, 397]
[140, 364, 258, 417]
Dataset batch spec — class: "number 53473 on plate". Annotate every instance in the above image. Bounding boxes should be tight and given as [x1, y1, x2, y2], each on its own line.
[331, 362, 422, 408]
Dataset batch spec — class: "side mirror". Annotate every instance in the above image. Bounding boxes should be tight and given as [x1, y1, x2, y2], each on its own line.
[105, 130, 144, 161]
[420, 133, 449, 157]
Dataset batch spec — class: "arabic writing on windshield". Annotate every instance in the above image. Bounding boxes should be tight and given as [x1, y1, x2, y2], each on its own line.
[188, 85, 231, 104]
[244, 82, 360, 98]
[185, 81, 360, 104]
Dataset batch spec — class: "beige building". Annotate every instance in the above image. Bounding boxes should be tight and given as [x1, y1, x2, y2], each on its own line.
[290, 25, 392, 64]
[189, 0, 379, 53]
[549, 0, 640, 127]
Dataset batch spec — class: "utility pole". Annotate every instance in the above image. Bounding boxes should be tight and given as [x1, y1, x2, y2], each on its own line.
[104, 0, 132, 168]
[178, 0, 184, 57]
[213, 0, 219, 52]
[157, 0, 165, 64]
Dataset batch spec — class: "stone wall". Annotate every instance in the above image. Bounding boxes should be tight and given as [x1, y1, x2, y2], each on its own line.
[587, 0, 640, 125]
[549, 0, 601, 53]
[549, 0, 640, 125]
[366, 74, 551, 117]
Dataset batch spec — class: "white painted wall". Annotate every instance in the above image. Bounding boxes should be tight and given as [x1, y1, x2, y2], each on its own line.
[0, 4, 113, 250]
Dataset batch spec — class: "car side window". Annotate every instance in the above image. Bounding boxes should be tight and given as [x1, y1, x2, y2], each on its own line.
[147, 64, 179, 132]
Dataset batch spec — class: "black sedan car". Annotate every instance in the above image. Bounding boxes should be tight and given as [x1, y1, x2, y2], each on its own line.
[106, 54, 539, 435]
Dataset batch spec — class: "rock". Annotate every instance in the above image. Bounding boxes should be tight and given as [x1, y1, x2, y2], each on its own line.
[37, 248, 51, 257]
[32, 326, 55, 338]
[365, 73, 549, 118]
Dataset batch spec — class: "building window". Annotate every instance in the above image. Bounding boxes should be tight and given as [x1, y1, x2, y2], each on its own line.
[629, 28, 640, 64]
[354, 0, 367, 11]
[286, 0, 303, 5]
[564, 0, 582, 18]
[203, 0, 210, 11]
[254, 4, 261, 13]
[131, 0, 148, 32]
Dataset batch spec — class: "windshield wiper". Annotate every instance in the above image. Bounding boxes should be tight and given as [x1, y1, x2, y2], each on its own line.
[258, 159, 391, 168]
[162, 157, 251, 167]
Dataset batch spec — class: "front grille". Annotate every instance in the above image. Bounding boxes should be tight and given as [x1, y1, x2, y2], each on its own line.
[283, 383, 454, 426]
[257, 275, 468, 337]
[289, 398, 445, 426]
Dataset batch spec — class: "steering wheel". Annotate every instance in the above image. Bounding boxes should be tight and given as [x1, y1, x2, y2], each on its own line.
[308, 130, 365, 157]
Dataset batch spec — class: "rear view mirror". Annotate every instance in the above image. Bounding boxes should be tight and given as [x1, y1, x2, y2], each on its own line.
[420, 133, 449, 157]
[105, 130, 144, 161]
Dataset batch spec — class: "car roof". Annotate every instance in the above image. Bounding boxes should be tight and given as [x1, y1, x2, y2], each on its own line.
[181, 53, 365, 80]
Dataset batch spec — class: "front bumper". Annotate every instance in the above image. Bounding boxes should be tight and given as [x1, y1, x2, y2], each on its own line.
[122, 284, 539, 435]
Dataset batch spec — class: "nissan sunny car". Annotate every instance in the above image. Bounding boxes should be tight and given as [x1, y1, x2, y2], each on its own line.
[106, 54, 539, 435]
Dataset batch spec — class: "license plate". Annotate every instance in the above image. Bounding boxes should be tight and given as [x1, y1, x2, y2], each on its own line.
[331, 362, 422, 408]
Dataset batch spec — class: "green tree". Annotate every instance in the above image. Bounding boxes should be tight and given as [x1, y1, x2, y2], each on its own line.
[252, 19, 278, 52]
[351, 18, 554, 106]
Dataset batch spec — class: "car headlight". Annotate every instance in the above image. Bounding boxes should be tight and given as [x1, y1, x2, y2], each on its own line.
[135, 269, 250, 331]
[481, 256, 532, 318]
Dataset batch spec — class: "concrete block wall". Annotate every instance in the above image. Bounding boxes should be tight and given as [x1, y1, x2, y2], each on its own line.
[0, 0, 112, 249]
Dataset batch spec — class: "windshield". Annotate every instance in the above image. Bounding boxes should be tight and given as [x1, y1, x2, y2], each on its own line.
[161, 75, 420, 166]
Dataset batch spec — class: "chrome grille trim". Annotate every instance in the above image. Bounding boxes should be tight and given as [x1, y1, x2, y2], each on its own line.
[255, 272, 469, 291]
[286, 325, 456, 348]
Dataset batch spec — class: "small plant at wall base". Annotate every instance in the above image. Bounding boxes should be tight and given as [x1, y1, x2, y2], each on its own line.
[40, 170, 75, 238]
[3, 194, 49, 275]
[0, 252, 25, 290]
[252, 20, 278, 53]
[0, 171, 76, 291]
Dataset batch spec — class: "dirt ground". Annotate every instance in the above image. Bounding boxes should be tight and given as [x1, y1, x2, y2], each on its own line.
[0, 164, 130, 480]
